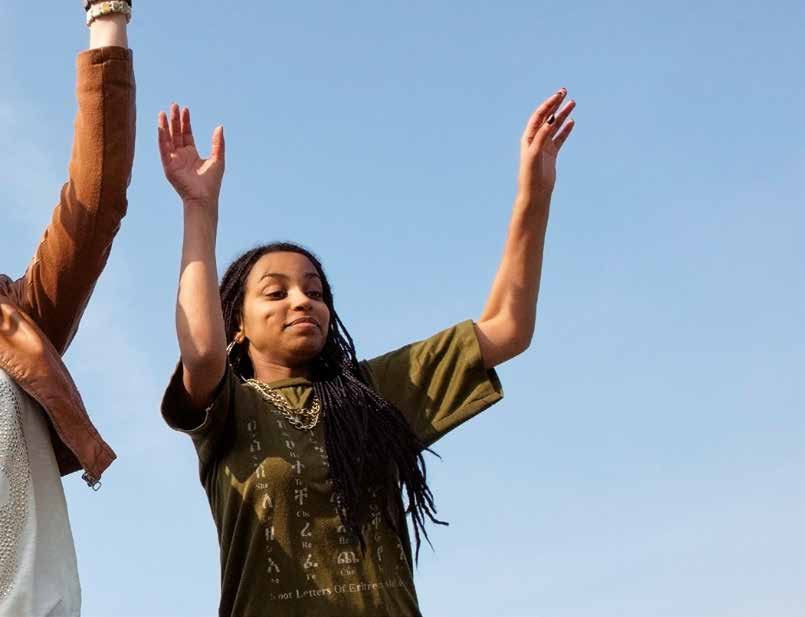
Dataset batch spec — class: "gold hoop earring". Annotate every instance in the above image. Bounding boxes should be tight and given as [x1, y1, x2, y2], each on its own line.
[226, 338, 243, 377]
[227, 335, 246, 356]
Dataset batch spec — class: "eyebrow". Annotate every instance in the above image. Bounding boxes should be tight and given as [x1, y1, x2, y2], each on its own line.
[258, 272, 321, 283]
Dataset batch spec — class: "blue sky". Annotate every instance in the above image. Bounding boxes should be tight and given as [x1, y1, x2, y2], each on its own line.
[1, 1, 803, 616]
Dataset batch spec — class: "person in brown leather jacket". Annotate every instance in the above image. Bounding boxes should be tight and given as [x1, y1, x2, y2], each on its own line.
[0, 3, 134, 614]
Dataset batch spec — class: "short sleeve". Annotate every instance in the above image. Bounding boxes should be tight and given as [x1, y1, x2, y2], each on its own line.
[161, 362, 237, 469]
[360, 320, 503, 447]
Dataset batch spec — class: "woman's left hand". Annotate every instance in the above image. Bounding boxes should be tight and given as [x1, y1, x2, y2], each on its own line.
[517, 88, 575, 204]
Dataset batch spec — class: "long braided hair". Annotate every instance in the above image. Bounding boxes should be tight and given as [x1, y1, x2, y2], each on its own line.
[219, 242, 445, 558]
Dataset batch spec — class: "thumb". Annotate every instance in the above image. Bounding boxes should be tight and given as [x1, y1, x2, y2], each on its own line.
[211, 125, 225, 162]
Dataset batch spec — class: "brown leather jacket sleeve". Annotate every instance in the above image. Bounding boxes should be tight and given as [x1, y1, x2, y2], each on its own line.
[12, 47, 135, 356]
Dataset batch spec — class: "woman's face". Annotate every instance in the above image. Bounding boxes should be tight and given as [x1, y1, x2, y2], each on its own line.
[238, 251, 331, 369]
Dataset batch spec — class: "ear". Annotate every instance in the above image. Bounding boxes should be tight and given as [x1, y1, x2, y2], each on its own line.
[233, 315, 246, 343]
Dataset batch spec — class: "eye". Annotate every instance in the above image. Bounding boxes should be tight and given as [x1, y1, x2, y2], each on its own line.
[307, 290, 323, 300]
[264, 289, 286, 300]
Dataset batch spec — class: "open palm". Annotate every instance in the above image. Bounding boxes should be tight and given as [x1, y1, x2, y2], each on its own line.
[158, 103, 225, 206]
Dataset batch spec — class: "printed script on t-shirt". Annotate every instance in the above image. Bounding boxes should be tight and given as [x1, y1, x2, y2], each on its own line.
[244, 406, 414, 602]
[269, 577, 409, 602]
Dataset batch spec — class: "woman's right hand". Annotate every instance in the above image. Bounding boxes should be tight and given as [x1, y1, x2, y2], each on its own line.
[158, 103, 225, 209]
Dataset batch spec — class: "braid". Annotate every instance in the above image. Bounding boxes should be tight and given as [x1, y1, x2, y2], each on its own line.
[219, 242, 445, 560]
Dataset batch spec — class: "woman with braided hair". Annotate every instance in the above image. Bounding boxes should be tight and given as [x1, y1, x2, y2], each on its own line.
[157, 87, 575, 616]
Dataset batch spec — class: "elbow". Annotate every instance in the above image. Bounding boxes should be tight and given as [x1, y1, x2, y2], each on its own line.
[181, 347, 226, 378]
[476, 318, 534, 368]
[506, 313, 535, 359]
[507, 331, 533, 360]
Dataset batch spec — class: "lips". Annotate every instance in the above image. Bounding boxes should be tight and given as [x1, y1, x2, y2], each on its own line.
[285, 317, 321, 331]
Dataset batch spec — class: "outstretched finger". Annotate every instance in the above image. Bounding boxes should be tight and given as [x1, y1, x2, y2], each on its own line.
[170, 103, 184, 148]
[532, 94, 576, 152]
[181, 107, 195, 149]
[553, 118, 575, 152]
[548, 99, 576, 137]
[157, 112, 173, 168]
[522, 88, 566, 146]
[210, 126, 225, 163]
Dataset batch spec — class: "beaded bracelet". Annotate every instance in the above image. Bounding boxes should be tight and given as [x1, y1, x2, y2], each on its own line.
[86, 1, 132, 26]
[83, 0, 131, 10]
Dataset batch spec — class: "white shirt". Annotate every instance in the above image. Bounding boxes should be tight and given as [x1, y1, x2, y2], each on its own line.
[0, 369, 81, 616]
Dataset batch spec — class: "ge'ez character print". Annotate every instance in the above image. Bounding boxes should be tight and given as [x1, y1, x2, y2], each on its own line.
[247, 419, 261, 463]
[300, 521, 314, 549]
[369, 503, 381, 530]
[313, 443, 328, 460]
[303, 553, 319, 570]
[334, 522, 351, 545]
[337, 551, 360, 565]
[295, 487, 309, 506]
[267, 557, 280, 574]
[337, 552, 359, 576]
[310, 437, 330, 469]
[291, 459, 304, 475]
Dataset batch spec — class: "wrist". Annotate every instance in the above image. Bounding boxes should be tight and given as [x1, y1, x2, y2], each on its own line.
[91, 13, 127, 25]
[183, 205, 219, 244]
[183, 199, 219, 220]
[515, 188, 551, 214]
[88, 13, 128, 49]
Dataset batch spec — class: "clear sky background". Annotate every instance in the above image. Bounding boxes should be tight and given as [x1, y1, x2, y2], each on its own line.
[0, 1, 803, 616]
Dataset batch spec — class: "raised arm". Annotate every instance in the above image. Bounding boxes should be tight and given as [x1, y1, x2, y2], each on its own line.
[12, 8, 134, 354]
[475, 89, 575, 368]
[158, 104, 227, 410]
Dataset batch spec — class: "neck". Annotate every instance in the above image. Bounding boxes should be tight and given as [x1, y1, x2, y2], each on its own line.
[250, 357, 312, 383]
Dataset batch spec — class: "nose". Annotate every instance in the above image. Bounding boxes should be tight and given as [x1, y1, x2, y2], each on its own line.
[289, 289, 312, 312]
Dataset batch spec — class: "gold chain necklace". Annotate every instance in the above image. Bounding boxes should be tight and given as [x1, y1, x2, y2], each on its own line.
[245, 379, 322, 430]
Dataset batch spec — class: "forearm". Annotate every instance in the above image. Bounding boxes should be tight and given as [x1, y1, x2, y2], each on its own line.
[89, 13, 128, 49]
[481, 193, 549, 318]
[477, 193, 550, 366]
[177, 206, 227, 401]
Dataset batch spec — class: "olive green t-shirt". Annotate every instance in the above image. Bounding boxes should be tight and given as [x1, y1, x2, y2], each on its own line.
[162, 320, 503, 617]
